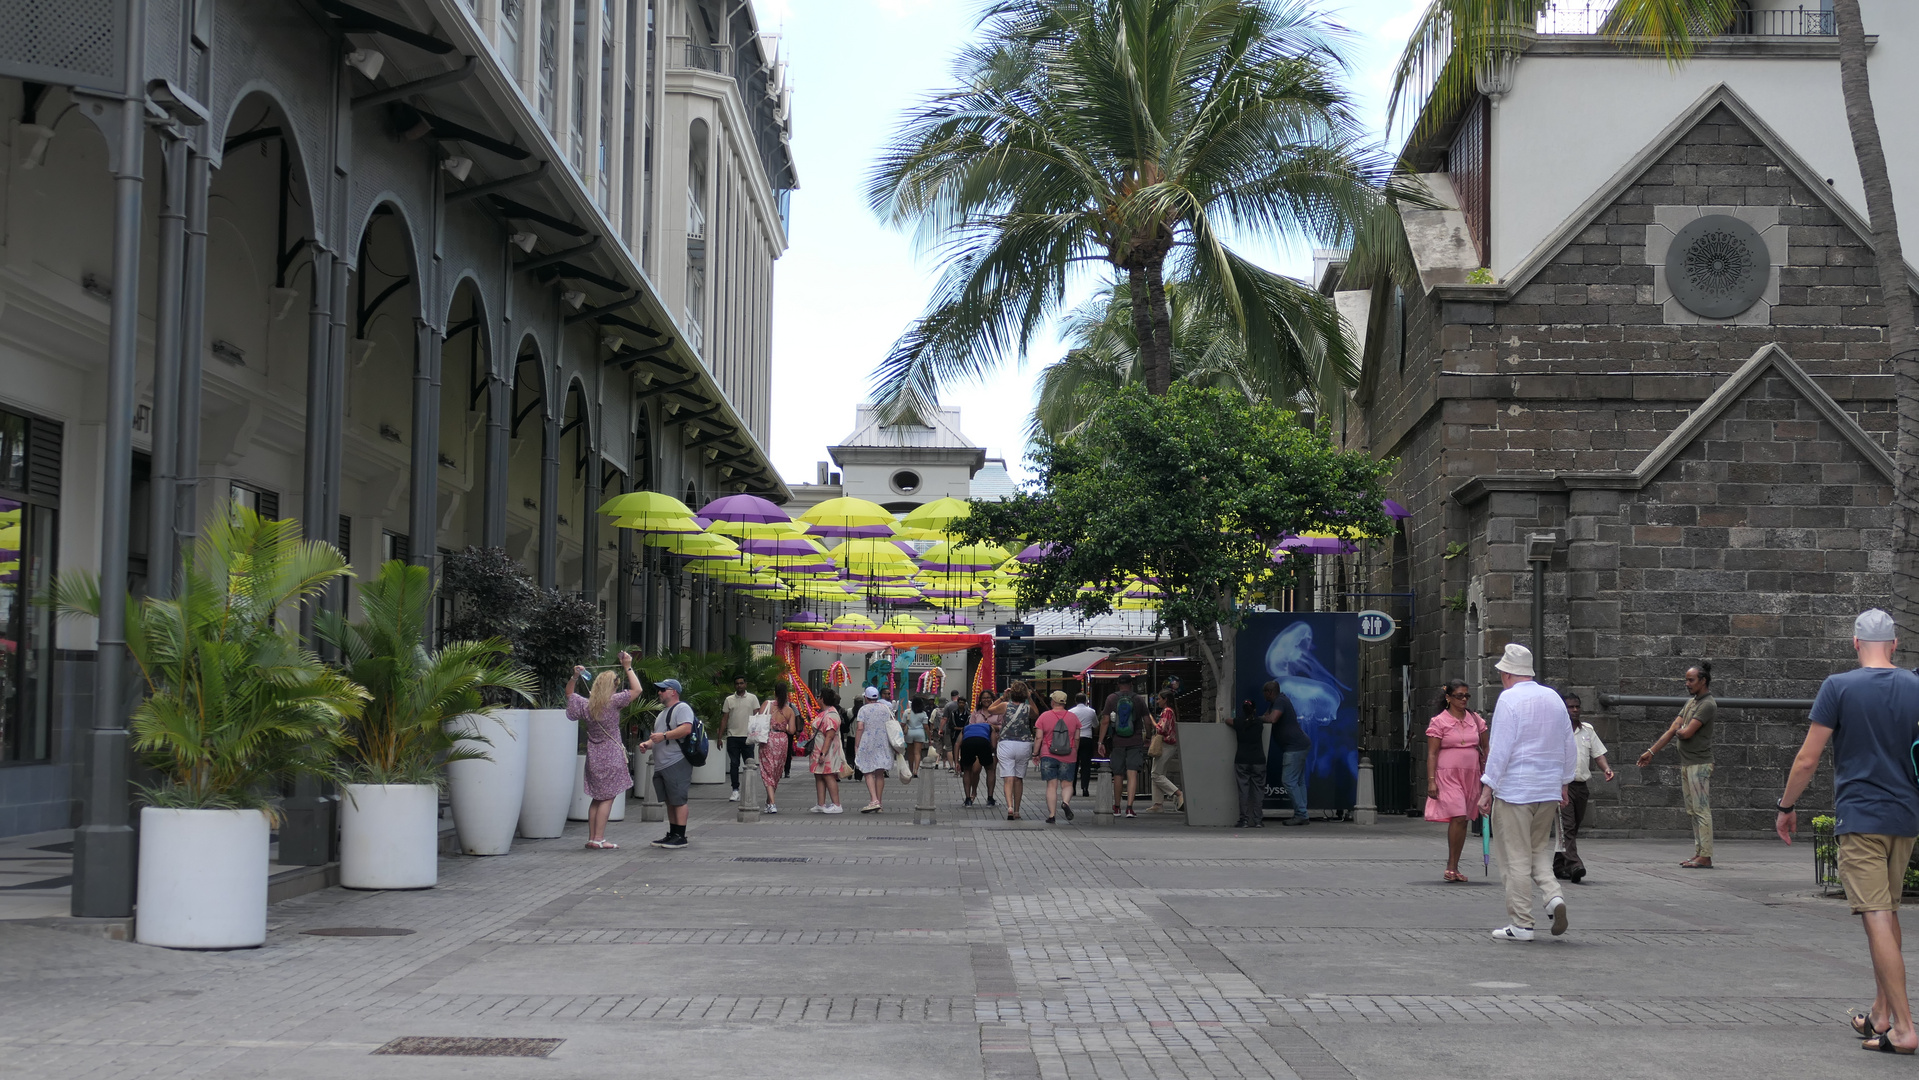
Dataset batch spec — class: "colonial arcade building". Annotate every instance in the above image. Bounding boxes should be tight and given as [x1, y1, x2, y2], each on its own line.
[0, 0, 795, 883]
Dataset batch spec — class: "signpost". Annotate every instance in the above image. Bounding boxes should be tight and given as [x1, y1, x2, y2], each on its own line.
[1356, 609, 1396, 643]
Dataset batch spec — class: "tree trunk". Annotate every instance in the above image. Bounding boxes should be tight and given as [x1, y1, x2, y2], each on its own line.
[1142, 253, 1174, 395]
[1125, 264, 1169, 395]
[1833, 1, 1919, 642]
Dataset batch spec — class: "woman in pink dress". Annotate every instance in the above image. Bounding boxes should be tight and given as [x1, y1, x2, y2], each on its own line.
[1425, 680, 1488, 882]
[761, 682, 795, 814]
[566, 652, 639, 849]
[808, 688, 846, 813]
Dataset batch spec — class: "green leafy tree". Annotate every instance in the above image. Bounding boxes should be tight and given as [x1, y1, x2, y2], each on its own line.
[1393, 0, 1915, 635]
[316, 561, 536, 786]
[44, 507, 364, 815]
[960, 384, 1391, 719]
[867, 0, 1385, 416]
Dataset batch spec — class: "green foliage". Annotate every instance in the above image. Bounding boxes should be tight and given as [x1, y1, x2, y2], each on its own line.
[1444, 591, 1469, 613]
[43, 507, 364, 817]
[627, 637, 785, 741]
[316, 561, 535, 786]
[518, 590, 605, 706]
[867, 0, 1387, 416]
[1465, 267, 1495, 285]
[1443, 541, 1469, 560]
[959, 383, 1391, 715]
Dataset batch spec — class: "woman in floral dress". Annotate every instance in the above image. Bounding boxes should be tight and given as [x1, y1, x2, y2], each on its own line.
[565, 651, 639, 849]
[1424, 680, 1488, 882]
[809, 687, 846, 814]
[761, 682, 795, 814]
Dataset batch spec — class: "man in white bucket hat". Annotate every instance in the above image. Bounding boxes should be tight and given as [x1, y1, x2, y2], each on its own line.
[1477, 644, 1578, 941]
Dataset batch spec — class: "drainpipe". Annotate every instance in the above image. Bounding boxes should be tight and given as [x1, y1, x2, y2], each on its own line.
[483, 376, 508, 548]
[174, 148, 210, 569]
[1526, 533, 1556, 681]
[539, 408, 559, 588]
[147, 137, 188, 598]
[409, 319, 439, 572]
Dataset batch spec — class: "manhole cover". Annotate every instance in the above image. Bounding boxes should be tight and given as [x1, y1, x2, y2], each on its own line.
[301, 927, 416, 937]
[373, 1036, 562, 1057]
[735, 857, 807, 863]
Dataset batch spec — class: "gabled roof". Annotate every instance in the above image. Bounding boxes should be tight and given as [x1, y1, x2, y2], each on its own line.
[832, 404, 979, 452]
[1452, 344, 1893, 505]
[1473, 82, 1915, 302]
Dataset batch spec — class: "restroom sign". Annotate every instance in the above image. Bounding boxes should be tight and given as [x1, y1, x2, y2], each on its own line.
[1356, 610, 1396, 642]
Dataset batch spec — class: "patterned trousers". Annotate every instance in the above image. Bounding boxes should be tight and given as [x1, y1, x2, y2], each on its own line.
[1681, 763, 1714, 859]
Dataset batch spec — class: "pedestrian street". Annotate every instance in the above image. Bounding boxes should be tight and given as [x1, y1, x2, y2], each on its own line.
[0, 778, 1893, 1080]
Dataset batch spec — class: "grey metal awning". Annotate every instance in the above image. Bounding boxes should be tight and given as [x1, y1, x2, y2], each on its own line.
[1025, 648, 1119, 676]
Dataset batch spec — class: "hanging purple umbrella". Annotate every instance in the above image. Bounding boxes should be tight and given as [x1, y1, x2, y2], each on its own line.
[1015, 542, 1059, 563]
[786, 610, 823, 624]
[738, 536, 820, 557]
[1274, 536, 1355, 557]
[698, 493, 790, 524]
[1382, 498, 1410, 521]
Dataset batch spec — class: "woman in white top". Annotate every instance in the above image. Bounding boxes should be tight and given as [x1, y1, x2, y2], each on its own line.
[853, 686, 896, 812]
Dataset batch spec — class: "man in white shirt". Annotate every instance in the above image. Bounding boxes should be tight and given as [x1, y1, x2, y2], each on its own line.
[721, 677, 761, 801]
[1557, 692, 1614, 885]
[1477, 645, 1578, 941]
[1069, 693, 1099, 797]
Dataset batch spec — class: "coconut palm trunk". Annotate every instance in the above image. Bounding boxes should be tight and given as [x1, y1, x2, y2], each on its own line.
[1831, 0, 1919, 638]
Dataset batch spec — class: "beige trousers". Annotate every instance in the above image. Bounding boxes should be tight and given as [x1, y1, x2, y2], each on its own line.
[1492, 797, 1563, 930]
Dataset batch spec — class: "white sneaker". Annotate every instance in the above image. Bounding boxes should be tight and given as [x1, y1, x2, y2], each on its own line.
[1547, 896, 1568, 936]
[729, 790, 741, 802]
[808, 804, 824, 813]
[824, 803, 844, 814]
[1490, 925, 1535, 941]
[764, 804, 778, 814]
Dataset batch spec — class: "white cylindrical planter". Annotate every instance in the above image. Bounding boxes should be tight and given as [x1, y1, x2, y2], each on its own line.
[570, 754, 628, 821]
[518, 708, 578, 839]
[339, 783, 439, 890]
[689, 728, 727, 785]
[136, 807, 269, 949]
[446, 709, 529, 855]
[1180, 723, 1241, 828]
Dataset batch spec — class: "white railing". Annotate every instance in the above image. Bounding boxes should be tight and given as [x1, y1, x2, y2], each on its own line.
[686, 191, 706, 240]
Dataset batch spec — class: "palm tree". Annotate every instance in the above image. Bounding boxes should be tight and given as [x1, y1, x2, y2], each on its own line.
[1393, 0, 1917, 634]
[867, 0, 1385, 416]
[1030, 277, 1319, 439]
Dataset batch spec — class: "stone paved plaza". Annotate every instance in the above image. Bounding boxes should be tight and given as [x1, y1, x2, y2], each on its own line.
[0, 776, 1902, 1080]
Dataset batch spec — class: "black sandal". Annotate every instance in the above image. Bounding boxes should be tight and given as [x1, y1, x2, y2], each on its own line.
[1864, 1035, 1916, 1055]
[1853, 1013, 1885, 1039]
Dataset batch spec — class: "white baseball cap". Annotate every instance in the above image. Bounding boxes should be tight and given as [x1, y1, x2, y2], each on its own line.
[862, 685, 880, 700]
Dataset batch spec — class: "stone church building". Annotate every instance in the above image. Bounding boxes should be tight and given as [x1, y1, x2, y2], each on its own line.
[1337, 13, 1917, 835]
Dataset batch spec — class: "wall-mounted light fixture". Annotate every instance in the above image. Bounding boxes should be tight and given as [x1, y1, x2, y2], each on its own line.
[210, 339, 246, 365]
[441, 156, 473, 182]
[561, 290, 586, 309]
[81, 272, 112, 301]
[438, 452, 457, 469]
[379, 422, 403, 443]
[523, 497, 538, 510]
[508, 231, 538, 254]
[345, 49, 386, 80]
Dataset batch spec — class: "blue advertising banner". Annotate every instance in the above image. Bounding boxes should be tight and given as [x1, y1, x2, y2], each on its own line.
[1234, 613, 1360, 813]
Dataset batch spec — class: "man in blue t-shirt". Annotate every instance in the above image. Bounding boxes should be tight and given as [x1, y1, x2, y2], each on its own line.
[1777, 609, 1919, 1054]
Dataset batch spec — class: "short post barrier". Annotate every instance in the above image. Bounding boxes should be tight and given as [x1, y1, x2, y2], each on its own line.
[915, 761, 937, 826]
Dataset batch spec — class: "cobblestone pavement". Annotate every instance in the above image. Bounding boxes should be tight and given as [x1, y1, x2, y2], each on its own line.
[0, 773, 1898, 1079]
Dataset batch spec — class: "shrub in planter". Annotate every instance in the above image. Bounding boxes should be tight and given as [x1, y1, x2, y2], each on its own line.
[514, 590, 605, 837]
[46, 507, 364, 948]
[317, 561, 533, 887]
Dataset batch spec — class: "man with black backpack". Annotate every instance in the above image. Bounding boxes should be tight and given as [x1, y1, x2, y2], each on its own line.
[645, 678, 705, 849]
[1099, 675, 1151, 818]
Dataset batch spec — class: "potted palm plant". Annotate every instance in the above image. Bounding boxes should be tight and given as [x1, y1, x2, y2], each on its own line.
[513, 588, 604, 838]
[317, 561, 533, 889]
[46, 507, 364, 949]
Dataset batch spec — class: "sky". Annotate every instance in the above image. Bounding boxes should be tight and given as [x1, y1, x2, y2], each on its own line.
[758, 0, 1431, 488]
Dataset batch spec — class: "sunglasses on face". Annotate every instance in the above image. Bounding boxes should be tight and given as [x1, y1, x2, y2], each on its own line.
[1448, 692, 1469, 700]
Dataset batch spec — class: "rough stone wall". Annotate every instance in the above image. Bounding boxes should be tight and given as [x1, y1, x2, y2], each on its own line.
[1347, 103, 1893, 829]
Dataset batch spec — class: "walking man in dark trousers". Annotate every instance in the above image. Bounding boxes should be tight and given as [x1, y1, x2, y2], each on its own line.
[1777, 609, 1919, 1054]
[1234, 691, 1275, 828]
[1557, 692, 1613, 883]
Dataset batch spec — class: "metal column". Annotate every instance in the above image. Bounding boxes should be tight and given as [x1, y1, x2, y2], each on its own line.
[539, 408, 559, 588]
[146, 138, 188, 598]
[409, 319, 440, 570]
[72, 97, 146, 919]
[174, 148, 210, 564]
[482, 376, 509, 548]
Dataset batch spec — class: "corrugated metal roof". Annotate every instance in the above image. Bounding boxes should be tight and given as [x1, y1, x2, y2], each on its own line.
[969, 459, 1015, 501]
[834, 405, 978, 451]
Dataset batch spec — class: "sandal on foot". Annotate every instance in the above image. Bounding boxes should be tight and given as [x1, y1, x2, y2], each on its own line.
[1443, 869, 1466, 883]
[1864, 1035, 1917, 1055]
[1852, 1013, 1887, 1039]
[1680, 857, 1714, 869]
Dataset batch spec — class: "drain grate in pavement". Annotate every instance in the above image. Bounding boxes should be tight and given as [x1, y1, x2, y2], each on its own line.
[864, 836, 929, 841]
[374, 1037, 562, 1057]
[301, 927, 416, 937]
[736, 857, 807, 863]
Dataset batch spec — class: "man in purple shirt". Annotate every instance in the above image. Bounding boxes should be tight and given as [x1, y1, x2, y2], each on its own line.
[1477, 644, 1577, 941]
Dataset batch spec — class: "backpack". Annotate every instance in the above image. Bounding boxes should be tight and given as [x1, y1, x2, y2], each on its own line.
[669, 701, 710, 767]
[1048, 712, 1073, 757]
[1113, 695, 1136, 738]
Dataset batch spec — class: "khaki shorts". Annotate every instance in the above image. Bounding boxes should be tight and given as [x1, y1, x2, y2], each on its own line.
[1837, 832, 1918, 914]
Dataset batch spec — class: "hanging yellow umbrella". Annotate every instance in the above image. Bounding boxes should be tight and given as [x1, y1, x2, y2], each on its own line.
[612, 515, 704, 534]
[835, 538, 915, 567]
[707, 518, 806, 540]
[799, 496, 898, 537]
[644, 532, 741, 558]
[830, 612, 877, 630]
[898, 496, 972, 534]
[598, 491, 693, 518]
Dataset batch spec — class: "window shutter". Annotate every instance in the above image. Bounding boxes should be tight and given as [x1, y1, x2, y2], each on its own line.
[27, 415, 60, 506]
[256, 489, 279, 521]
[338, 515, 353, 558]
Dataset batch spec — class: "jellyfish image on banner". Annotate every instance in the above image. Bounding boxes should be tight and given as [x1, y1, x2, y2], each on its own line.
[1235, 613, 1360, 812]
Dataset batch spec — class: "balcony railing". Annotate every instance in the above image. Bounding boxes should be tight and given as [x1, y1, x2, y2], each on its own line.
[1535, 2, 1834, 36]
[687, 192, 706, 240]
[668, 36, 728, 75]
[1395, 3, 1837, 149]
